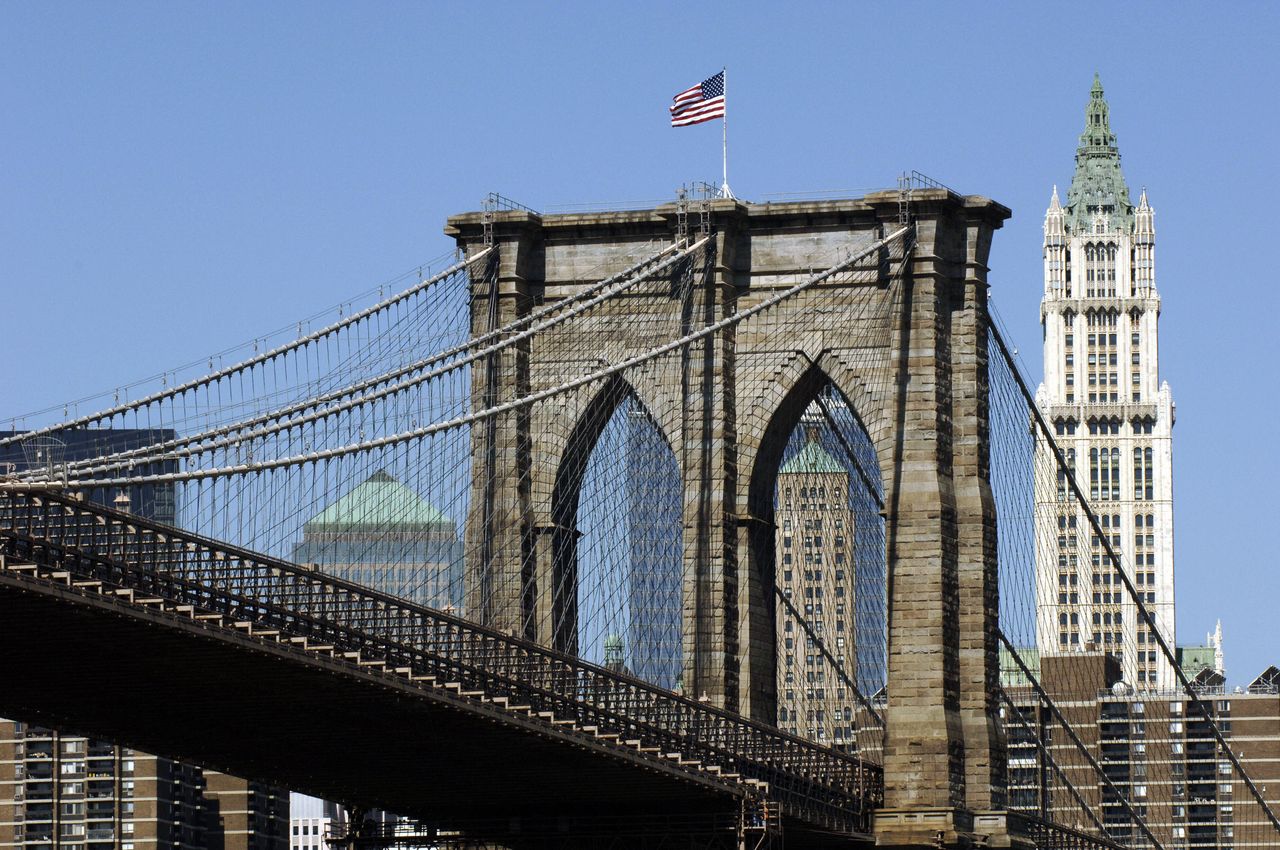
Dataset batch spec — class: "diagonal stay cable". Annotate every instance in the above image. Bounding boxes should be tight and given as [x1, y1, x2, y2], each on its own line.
[35, 239, 705, 478]
[59, 227, 909, 486]
[773, 585, 882, 728]
[0, 248, 494, 448]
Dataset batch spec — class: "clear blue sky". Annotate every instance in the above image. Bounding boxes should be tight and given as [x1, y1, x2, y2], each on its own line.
[2, 2, 1276, 682]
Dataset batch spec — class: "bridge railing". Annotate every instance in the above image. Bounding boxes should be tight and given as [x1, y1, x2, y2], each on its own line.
[1009, 812, 1127, 850]
[0, 487, 882, 833]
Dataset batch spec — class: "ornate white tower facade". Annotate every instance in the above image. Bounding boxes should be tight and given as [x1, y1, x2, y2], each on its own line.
[1035, 76, 1177, 690]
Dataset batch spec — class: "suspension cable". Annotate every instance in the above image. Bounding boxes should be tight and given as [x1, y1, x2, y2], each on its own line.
[37, 239, 705, 478]
[61, 228, 910, 486]
[0, 248, 493, 447]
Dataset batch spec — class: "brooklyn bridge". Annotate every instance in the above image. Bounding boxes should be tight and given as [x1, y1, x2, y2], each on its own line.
[1, 181, 1276, 850]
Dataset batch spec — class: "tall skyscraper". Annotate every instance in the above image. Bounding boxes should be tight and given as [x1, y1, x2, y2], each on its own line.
[774, 430, 858, 745]
[287, 472, 464, 843]
[1035, 76, 1177, 689]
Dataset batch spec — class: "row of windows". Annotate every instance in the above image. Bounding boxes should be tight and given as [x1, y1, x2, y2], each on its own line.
[1078, 370, 1118, 387]
[779, 623, 851, 651]
[1054, 243, 1153, 298]
[1057, 630, 1125, 647]
[1062, 316, 1143, 340]
[782, 633, 847, 649]
[778, 706, 858, 722]
[783, 645, 851, 667]
[780, 568, 848, 583]
[783, 485, 841, 500]
[1056, 588, 1154, 606]
[780, 551, 847, 566]
[780, 535, 847, 549]
[782, 599, 830, 616]
[791, 586, 846, 600]
[780, 687, 852, 702]
[1058, 446, 1157, 502]
[781, 517, 845, 532]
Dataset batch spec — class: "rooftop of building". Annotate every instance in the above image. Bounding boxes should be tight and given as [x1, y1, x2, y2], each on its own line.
[1176, 644, 1218, 678]
[1002, 645, 1280, 698]
[445, 187, 1012, 237]
[780, 438, 845, 475]
[999, 646, 1041, 689]
[1062, 73, 1137, 234]
[302, 471, 454, 535]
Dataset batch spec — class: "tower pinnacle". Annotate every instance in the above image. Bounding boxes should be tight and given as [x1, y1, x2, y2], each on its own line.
[1065, 74, 1134, 233]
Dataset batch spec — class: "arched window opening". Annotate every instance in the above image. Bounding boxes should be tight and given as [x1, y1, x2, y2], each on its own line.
[763, 378, 886, 755]
[573, 391, 683, 690]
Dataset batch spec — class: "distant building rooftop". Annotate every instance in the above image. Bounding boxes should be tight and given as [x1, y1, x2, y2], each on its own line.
[1000, 646, 1041, 689]
[1176, 644, 1217, 680]
[302, 470, 454, 537]
[780, 438, 844, 475]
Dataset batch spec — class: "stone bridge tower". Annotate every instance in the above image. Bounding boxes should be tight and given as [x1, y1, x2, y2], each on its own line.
[447, 189, 1014, 845]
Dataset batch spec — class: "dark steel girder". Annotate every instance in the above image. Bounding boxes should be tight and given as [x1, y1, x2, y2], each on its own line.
[0, 573, 814, 843]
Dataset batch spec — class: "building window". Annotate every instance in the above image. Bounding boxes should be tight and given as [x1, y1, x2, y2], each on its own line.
[1089, 446, 1120, 501]
[1057, 449, 1076, 501]
[1132, 446, 1154, 499]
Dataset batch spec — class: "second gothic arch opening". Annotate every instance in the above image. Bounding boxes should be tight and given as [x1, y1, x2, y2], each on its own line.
[748, 363, 889, 746]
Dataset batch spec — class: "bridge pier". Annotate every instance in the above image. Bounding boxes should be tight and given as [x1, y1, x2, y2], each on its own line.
[873, 199, 1015, 846]
[448, 191, 1018, 842]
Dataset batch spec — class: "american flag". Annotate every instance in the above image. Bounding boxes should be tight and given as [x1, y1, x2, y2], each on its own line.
[670, 72, 725, 127]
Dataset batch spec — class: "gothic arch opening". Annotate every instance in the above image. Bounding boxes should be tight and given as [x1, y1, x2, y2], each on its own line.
[550, 376, 683, 688]
[748, 365, 887, 751]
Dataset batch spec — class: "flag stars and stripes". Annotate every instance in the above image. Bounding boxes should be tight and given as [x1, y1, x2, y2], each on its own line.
[670, 71, 725, 127]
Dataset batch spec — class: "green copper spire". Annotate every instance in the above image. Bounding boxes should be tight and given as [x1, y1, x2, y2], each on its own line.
[1064, 74, 1134, 233]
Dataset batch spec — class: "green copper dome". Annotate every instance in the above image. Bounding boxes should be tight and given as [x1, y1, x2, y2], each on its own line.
[1064, 74, 1134, 234]
[303, 470, 453, 534]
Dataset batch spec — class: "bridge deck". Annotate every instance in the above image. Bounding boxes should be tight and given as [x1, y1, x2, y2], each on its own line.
[0, 489, 1125, 850]
[0, 572, 755, 835]
[0, 489, 879, 847]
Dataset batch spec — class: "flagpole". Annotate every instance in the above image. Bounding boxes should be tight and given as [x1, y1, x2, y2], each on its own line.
[721, 66, 733, 198]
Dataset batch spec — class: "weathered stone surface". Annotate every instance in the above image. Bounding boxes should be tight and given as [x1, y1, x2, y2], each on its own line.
[446, 190, 1011, 820]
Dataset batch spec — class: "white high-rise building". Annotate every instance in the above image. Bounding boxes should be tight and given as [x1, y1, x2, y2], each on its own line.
[1035, 75, 1177, 690]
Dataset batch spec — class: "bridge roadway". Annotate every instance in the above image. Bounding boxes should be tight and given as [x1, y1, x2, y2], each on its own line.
[0, 488, 1125, 850]
[0, 488, 881, 849]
